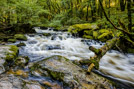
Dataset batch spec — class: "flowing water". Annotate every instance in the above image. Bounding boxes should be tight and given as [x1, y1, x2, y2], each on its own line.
[17, 27, 134, 87]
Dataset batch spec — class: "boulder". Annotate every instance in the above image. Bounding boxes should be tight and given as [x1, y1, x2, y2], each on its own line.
[68, 23, 99, 37]
[7, 39, 16, 43]
[0, 45, 18, 74]
[43, 33, 51, 37]
[0, 74, 44, 89]
[17, 42, 26, 47]
[15, 56, 29, 67]
[14, 34, 27, 41]
[30, 55, 115, 89]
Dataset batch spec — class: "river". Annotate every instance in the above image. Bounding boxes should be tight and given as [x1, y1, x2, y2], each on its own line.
[13, 27, 134, 88]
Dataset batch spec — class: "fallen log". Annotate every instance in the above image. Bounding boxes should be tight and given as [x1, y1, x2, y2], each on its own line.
[88, 37, 119, 72]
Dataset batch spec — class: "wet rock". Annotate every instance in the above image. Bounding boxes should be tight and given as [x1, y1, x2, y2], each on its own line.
[15, 56, 29, 67]
[51, 35, 57, 40]
[7, 69, 28, 78]
[68, 23, 99, 37]
[0, 45, 18, 74]
[30, 55, 115, 89]
[17, 42, 26, 47]
[14, 34, 27, 41]
[43, 33, 51, 37]
[25, 82, 45, 89]
[28, 41, 37, 44]
[46, 45, 61, 50]
[0, 74, 24, 89]
[41, 80, 63, 89]
[0, 74, 44, 89]
[7, 39, 16, 43]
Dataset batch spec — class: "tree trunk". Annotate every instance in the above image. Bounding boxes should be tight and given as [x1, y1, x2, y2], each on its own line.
[127, 0, 132, 32]
[86, 5, 89, 21]
[120, 0, 126, 11]
[87, 37, 119, 71]
[108, 0, 110, 17]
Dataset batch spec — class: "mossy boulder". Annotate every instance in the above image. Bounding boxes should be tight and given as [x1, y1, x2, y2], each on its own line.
[30, 55, 115, 88]
[15, 56, 29, 67]
[68, 23, 99, 37]
[17, 42, 26, 47]
[0, 45, 18, 74]
[14, 34, 27, 41]
[0, 74, 45, 89]
[7, 39, 16, 43]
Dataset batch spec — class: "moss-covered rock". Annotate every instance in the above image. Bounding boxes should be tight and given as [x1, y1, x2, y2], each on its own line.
[0, 45, 18, 74]
[68, 23, 99, 37]
[43, 33, 51, 37]
[30, 55, 115, 89]
[15, 56, 29, 67]
[7, 39, 16, 43]
[5, 45, 19, 62]
[17, 42, 26, 47]
[14, 34, 27, 41]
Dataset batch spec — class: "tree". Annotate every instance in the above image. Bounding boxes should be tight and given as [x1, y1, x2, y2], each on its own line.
[120, 0, 126, 11]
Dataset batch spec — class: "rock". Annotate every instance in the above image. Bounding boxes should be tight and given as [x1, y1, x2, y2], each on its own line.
[7, 69, 28, 78]
[0, 74, 24, 89]
[7, 39, 16, 43]
[41, 80, 63, 89]
[15, 56, 29, 67]
[68, 23, 99, 37]
[30, 55, 115, 89]
[43, 33, 51, 37]
[0, 45, 18, 74]
[14, 34, 27, 41]
[98, 29, 113, 42]
[17, 42, 26, 47]
[28, 41, 37, 44]
[24, 80, 45, 89]
[0, 74, 44, 89]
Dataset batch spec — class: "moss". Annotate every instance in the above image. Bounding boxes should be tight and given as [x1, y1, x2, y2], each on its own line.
[14, 34, 27, 41]
[83, 35, 93, 39]
[43, 33, 51, 36]
[7, 39, 16, 43]
[97, 29, 113, 42]
[89, 59, 99, 69]
[68, 23, 99, 34]
[5, 45, 19, 62]
[15, 56, 29, 67]
[93, 31, 98, 39]
[127, 48, 134, 53]
[17, 42, 26, 47]
[48, 71, 65, 81]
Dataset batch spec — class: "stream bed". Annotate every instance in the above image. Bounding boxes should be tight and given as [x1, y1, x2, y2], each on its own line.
[11, 27, 134, 88]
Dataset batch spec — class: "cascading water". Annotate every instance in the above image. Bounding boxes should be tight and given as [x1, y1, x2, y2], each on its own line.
[18, 27, 134, 86]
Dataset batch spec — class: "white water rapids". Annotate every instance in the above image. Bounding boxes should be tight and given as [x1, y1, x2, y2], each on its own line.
[19, 27, 134, 86]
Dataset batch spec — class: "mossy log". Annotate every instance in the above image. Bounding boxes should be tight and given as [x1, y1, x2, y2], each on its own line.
[88, 37, 119, 72]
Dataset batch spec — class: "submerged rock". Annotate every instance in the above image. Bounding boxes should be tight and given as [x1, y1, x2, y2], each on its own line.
[14, 34, 27, 41]
[0, 45, 18, 74]
[30, 55, 115, 89]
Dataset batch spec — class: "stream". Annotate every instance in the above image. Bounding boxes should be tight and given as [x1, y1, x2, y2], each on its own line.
[13, 27, 134, 88]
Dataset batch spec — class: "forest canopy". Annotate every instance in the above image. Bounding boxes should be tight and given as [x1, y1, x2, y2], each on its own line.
[0, 0, 133, 30]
